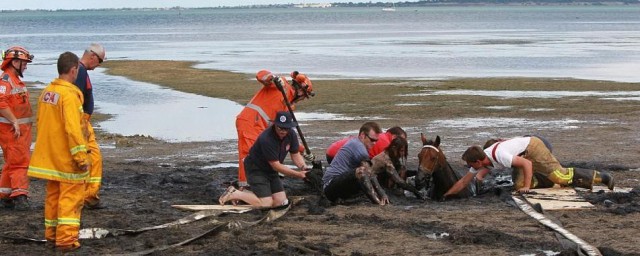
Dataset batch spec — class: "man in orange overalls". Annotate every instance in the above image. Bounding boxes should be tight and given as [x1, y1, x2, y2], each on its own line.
[28, 51, 89, 252]
[235, 70, 314, 188]
[0, 46, 34, 210]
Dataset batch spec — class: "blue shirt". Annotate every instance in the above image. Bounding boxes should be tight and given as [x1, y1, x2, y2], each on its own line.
[322, 138, 369, 189]
[74, 63, 94, 115]
[244, 125, 300, 175]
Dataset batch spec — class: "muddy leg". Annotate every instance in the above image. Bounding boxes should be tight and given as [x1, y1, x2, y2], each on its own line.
[370, 175, 389, 205]
[356, 167, 381, 204]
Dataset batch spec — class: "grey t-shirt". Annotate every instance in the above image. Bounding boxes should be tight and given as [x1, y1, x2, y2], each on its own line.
[322, 138, 369, 189]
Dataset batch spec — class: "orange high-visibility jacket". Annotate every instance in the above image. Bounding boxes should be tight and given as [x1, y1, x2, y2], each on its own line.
[28, 78, 89, 183]
[0, 71, 32, 123]
[236, 76, 296, 128]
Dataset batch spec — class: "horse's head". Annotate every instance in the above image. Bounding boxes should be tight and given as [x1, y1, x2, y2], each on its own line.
[415, 133, 470, 200]
[418, 133, 444, 176]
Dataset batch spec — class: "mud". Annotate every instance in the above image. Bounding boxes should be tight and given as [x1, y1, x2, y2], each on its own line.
[1, 135, 639, 255]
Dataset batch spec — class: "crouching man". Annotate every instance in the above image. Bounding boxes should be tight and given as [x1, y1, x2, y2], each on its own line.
[322, 122, 389, 205]
[444, 136, 614, 198]
[27, 52, 90, 252]
[220, 111, 308, 207]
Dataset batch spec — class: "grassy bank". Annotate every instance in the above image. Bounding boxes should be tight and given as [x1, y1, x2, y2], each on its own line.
[103, 60, 640, 122]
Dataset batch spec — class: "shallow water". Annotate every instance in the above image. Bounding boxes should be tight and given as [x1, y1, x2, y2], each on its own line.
[6, 6, 640, 142]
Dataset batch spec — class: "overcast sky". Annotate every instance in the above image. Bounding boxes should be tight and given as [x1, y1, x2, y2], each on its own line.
[3, 1, 371, 10]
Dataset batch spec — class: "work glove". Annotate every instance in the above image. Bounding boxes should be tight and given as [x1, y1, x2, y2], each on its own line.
[303, 152, 316, 162]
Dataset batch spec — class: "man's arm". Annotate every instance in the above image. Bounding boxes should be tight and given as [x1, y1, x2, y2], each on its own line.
[443, 170, 477, 198]
[475, 168, 491, 181]
[290, 151, 307, 171]
[510, 156, 533, 193]
[269, 156, 307, 179]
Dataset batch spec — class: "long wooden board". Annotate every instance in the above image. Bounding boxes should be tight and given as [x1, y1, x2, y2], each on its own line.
[171, 205, 253, 212]
[523, 187, 594, 210]
[581, 186, 633, 193]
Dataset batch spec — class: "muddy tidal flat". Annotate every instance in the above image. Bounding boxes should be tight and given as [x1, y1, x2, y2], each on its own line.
[1, 60, 639, 255]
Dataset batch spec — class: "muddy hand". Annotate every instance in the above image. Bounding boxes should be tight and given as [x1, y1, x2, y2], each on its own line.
[517, 187, 531, 194]
[380, 196, 390, 206]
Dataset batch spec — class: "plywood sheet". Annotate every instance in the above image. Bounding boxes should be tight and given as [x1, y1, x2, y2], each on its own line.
[589, 186, 632, 193]
[523, 187, 594, 210]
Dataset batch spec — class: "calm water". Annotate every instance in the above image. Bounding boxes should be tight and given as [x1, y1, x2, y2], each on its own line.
[2, 6, 640, 141]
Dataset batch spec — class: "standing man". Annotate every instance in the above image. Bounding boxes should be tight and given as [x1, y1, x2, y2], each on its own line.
[28, 51, 89, 252]
[75, 43, 106, 209]
[0, 46, 34, 210]
[444, 136, 615, 198]
[235, 70, 314, 188]
[220, 111, 308, 207]
[322, 122, 382, 205]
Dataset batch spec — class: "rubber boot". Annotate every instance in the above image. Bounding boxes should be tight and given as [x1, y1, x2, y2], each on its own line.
[571, 168, 595, 190]
[594, 171, 615, 190]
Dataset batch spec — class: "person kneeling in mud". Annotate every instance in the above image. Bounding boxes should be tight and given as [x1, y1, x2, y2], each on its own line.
[444, 136, 615, 198]
[321, 122, 389, 205]
[219, 111, 308, 207]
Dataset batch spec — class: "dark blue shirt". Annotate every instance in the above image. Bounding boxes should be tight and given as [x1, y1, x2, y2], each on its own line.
[244, 126, 300, 175]
[74, 63, 94, 115]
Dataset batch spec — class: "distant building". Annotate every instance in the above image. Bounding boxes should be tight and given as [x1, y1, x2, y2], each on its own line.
[293, 3, 332, 8]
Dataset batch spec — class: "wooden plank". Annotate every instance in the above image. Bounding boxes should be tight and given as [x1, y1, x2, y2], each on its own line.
[522, 187, 594, 210]
[586, 186, 632, 193]
[172, 205, 253, 211]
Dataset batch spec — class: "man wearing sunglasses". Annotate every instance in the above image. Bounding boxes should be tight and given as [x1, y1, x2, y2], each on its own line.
[74, 43, 106, 210]
[0, 46, 34, 210]
[325, 126, 407, 165]
[322, 122, 383, 205]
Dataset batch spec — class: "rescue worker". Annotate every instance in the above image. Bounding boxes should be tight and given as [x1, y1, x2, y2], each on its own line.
[0, 46, 34, 210]
[444, 136, 615, 198]
[75, 43, 106, 210]
[27, 52, 89, 252]
[235, 70, 314, 189]
[220, 111, 308, 207]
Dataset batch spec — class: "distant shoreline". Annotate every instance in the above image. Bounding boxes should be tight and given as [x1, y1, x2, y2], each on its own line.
[3, 2, 640, 12]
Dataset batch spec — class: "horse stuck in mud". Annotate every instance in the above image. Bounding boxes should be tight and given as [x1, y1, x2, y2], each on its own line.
[416, 134, 474, 200]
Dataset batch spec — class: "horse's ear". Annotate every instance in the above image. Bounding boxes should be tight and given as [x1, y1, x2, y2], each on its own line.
[435, 135, 441, 147]
[420, 133, 427, 145]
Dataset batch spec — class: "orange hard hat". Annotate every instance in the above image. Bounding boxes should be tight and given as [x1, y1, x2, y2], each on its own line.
[256, 69, 274, 86]
[2, 46, 33, 69]
[291, 71, 314, 97]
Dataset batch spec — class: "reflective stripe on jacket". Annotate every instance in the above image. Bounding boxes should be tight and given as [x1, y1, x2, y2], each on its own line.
[236, 76, 296, 128]
[28, 78, 89, 183]
[0, 72, 32, 120]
